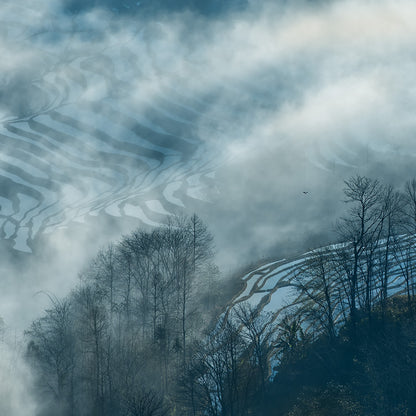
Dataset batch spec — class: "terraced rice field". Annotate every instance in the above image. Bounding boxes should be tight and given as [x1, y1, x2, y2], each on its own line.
[1, 1, 413, 257]
[227, 235, 416, 329]
[0, 3, 220, 252]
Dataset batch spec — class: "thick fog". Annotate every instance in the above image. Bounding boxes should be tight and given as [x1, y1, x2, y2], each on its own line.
[0, 330, 38, 415]
[1, 0, 416, 353]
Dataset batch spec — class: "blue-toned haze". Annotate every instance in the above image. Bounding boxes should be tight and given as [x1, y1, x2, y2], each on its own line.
[0, 0, 416, 325]
[1, 2, 416, 411]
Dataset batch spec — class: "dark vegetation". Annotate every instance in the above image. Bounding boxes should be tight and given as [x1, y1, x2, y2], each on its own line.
[265, 297, 416, 416]
[26, 176, 416, 415]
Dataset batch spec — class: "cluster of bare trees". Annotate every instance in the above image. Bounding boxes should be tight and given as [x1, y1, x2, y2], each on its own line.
[26, 215, 219, 416]
[26, 176, 416, 416]
[178, 304, 276, 416]
[295, 176, 416, 340]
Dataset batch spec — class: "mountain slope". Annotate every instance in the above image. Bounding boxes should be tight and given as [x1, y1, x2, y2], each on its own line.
[226, 234, 416, 332]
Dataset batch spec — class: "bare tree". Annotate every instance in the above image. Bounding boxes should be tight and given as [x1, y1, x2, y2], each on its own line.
[26, 296, 76, 415]
[189, 214, 214, 274]
[73, 285, 109, 415]
[123, 388, 167, 416]
[403, 178, 416, 234]
[336, 175, 385, 327]
[377, 186, 405, 312]
[295, 249, 339, 342]
[27, 215, 218, 415]
[192, 317, 249, 416]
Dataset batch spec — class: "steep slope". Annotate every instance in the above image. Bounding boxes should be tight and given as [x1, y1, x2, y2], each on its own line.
[226, 235, 416, 330]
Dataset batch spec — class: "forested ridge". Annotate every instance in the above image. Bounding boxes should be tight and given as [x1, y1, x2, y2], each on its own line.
[26, 176, 416, 415]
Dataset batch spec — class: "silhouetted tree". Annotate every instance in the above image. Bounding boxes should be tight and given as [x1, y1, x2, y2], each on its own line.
[295, 249, 339, 342]
[336, 175, 385, 328]
[26, 297, 76, 415]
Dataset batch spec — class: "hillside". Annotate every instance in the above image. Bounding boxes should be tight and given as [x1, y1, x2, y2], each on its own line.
[227, 234, 416, 333]
[2, 1, 416, 414]
[263, 295, 416, 416]
[20, 175, 416, 416]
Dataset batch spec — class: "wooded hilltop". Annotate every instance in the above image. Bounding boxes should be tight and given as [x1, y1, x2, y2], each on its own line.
[26, 176, 416, 416]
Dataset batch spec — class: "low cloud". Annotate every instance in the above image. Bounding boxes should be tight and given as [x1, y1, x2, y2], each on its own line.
[0, 334, 38, 415]
[1, 0, 416, 324]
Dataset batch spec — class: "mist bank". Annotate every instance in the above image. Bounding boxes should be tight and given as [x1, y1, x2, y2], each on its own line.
[3, 1, 416, 411]
[1, 0, 416, 333]
[0, 335, 38, 416]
